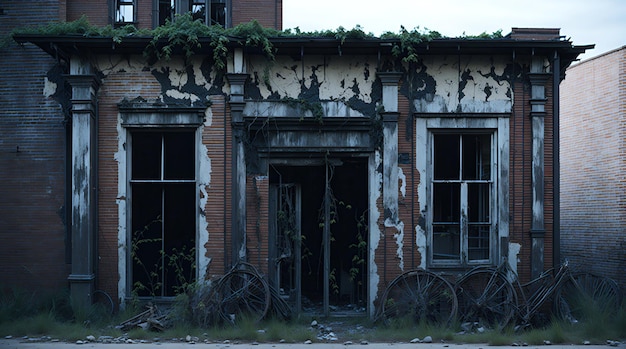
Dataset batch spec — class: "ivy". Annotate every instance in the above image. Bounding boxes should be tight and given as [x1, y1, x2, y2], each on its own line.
[9, 15, 503, 69]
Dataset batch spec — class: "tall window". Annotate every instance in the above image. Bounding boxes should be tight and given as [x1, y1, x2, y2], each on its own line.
[115, 0, 136, 24]
[157, 0, 227, 26]
[431, 133, 494, 266]
[130, 130, 196, 297]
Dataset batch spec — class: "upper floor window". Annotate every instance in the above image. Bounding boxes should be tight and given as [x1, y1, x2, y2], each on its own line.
[157, 0, 227, 27]
[115, 0, 136, 24]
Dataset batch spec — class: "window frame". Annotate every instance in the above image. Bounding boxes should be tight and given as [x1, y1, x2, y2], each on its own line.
[154, 0, 228, 27]
[128, 129, 197, 297]
[416, 115, 509, 269]
[114, 0, 136, 25]
[118, 104, 205, 300]
[429, 131, 496, 267]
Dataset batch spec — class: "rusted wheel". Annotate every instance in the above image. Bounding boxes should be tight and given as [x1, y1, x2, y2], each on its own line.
[379, 269, 458, 326]
[455, 268, 517, 328]
[216, 268, 270, 324]
[555, 272, 621, 323]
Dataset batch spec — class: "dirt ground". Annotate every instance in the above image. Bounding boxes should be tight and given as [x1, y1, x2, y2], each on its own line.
[1, 338, 624, 349]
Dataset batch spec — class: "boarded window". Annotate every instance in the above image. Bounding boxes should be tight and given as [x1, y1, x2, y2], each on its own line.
[130, 130, 196, 297]
[432, 133, 493, 265]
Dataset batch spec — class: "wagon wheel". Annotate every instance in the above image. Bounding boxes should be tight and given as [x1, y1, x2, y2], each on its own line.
[379, 269, 458, 326]
[455, 268, 517, 328]
[216, 268, 270, 324]
[555, 272, 621, 323]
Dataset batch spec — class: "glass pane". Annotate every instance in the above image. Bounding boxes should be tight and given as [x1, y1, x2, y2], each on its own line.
[462, 134, 491, 180]
[468, 183, 490, 223]
[191, 2, 206, 22]
[132, 133, 161, 180]
[433, 224, 460, 260]
[131, 183, 164, 297]
[433, 183, 460, 222]
[210, 0, 226, 26]
[163, 183, 196, 296]
[468, 225, 490, 261]
[434, 134, 459, 180]
[159, 0, 174, 25]
[116, 3, 134, 22]
[164, 132, 195, 179]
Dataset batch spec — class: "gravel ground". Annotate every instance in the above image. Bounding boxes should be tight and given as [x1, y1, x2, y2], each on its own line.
[1, 336, 624, 349]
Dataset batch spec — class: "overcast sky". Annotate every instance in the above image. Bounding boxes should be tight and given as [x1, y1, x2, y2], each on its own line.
[283, 0, 626, 62]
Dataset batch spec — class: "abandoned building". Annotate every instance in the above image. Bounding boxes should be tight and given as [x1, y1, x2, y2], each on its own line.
[0, 0, 593, 318]
[560, 46, 626, 291]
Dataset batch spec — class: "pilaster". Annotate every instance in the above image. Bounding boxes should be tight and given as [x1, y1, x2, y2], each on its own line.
[65, 58, 101, 310]
[528, 57, 551, 278]
[377, 72, 403, 222]
[226, 72, 249, 267]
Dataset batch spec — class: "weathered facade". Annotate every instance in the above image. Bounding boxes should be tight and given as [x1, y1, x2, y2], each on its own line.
[560, 46, 626, 290]
[1, 1, 590, 317]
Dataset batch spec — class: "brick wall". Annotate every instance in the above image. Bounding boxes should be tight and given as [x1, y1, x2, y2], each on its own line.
[232, 0, 282, 29]
[0, 0, 70, 295]
[560, 47, 626, 289]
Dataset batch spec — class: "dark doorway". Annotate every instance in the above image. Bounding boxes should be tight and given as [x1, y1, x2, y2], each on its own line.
[269, 158, 368, 315]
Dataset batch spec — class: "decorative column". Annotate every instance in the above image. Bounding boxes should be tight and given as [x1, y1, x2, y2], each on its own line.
[529, 57, 551, 279]
[226, 49, 249, 267]
[377, 72, 403, 223]
[65, 56, 100, 309]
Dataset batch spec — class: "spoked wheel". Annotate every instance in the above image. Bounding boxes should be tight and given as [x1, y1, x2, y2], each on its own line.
[216, 268, 270, 324]
[379, 269, 458, 326]
[555, 272, 621, 323]
[455, 268, 517, 328]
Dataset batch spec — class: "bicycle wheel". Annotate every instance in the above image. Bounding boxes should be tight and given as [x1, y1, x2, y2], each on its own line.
[216, 268, 270, 324]
[455, 268, 517, 328]
[379, 269, 457, 326]
[555, 272, 621, 323]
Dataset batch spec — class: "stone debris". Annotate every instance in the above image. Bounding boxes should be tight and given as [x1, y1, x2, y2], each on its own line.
[410, 338, 421, 343]
[304, 339, 312, 344]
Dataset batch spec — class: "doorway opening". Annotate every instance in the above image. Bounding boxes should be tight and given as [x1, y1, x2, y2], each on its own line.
[269, 158, 369, 316]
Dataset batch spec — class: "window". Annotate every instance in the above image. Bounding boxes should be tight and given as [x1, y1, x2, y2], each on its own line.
[157, 0, 227, 27]
[130, 130, 196, 297]
[431, 132, 495, 266]
[115, 0, 135, 24]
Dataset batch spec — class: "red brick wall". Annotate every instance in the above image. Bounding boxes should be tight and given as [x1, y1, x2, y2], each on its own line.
[203, 96, 232, 279]
[0, 0, 70, 295]
[232, 0, 282, 29]
[96, 59, 163, 303]
[67, 0, 109, 26]
[560, 47, 626, 289]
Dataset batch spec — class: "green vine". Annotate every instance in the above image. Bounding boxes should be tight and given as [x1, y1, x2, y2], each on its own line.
[8, 15, 504, 69]
[282, 97, 324, 123]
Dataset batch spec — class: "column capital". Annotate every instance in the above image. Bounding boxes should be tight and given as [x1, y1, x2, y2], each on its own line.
[226, 73, 249, 86]
[377, 72, 403, 85]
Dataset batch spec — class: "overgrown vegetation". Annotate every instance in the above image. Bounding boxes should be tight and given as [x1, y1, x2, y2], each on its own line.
[6, 14, 504, 69]
[0, 286, 624, 344]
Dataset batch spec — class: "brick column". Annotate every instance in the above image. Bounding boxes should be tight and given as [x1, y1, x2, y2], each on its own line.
[65, 57, 100, 309]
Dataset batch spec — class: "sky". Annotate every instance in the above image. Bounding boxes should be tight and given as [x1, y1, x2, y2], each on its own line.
[283, 0, 626, 62]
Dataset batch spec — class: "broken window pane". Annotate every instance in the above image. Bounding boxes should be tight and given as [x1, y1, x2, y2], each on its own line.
[434, 134, 459, 180]
[468, 225, 490, 261]
[433, 224, 460, 260]
[462, 134, 491, 180]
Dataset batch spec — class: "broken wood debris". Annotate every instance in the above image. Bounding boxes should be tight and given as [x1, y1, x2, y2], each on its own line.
[117, 303, 168, 332]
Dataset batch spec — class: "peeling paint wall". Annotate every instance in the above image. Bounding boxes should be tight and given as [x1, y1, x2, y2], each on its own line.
[368, 151, 383, 317]
[412, 55, 513, 113]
